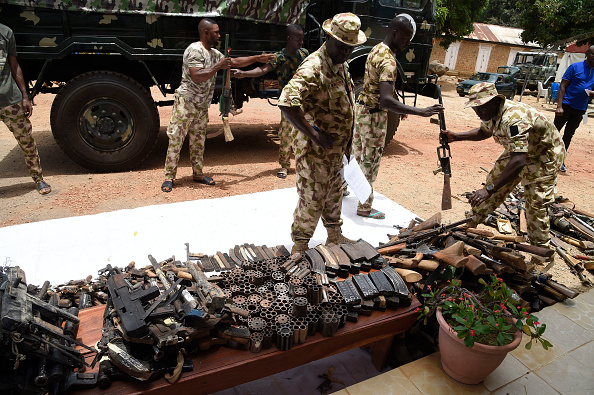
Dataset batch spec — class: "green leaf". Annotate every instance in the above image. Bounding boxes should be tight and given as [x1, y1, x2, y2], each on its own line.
[525, 340, 533, 350]
[464, 335, 475, 348]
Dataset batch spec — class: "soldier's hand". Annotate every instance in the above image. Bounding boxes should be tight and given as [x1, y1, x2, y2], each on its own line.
[22, 97, 33, 118]
[440, 129, 455, 143]
[469, 188, 490, 207]
[420, 104, 444, 117]
[311, 127, 334, 149]
[217, 57, 231, 70]
[256, 53, 275, 63]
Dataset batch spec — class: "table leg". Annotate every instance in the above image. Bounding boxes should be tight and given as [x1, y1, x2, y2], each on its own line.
[369, 335, 395, 371]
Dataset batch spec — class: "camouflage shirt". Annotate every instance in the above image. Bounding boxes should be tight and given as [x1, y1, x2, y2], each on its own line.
[269, 47, 309, 89]
[278, 43, 355, 156]
[176, 41, 223, 108]
[0, 23, 23, 108]
[357, 43, 396, 109]
[481, 100, 566, 181]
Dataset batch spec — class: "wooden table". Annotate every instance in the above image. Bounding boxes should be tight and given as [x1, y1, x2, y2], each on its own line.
[73, 297, 420, 395]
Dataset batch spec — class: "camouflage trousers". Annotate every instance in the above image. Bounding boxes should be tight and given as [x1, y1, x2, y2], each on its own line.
[278, 112, 296, 169]
[352, 103, 387, 211]
[469, 154, 561, 247]
[291, 152, 344, 245]
[1, 102, 43, 183]
[164, 93, 209, 180]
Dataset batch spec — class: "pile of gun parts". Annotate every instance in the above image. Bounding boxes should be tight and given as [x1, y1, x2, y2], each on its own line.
[1, 240, 414, 392]
[378, 198, 594, 312]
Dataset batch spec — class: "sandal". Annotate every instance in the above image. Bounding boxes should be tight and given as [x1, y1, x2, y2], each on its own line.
[357, 209, 385, 220]
[161, 180, 173, 192]
[277, 168, 288, 179]
[36, 180, 51, 195]
[193, 176, 215, 186]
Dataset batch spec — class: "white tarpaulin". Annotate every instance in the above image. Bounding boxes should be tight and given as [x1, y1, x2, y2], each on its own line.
[0, 187, 417, 286]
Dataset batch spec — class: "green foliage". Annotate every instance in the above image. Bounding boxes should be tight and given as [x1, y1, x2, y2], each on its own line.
[417, 275, 551, 350]
[516, 0, 594, 47]
[476, 0, 522, 28]
[435, 0, 486, 49]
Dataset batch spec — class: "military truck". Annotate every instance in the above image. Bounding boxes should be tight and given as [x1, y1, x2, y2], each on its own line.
[0, 0, 436, 171]
[512, 51, 558, 92]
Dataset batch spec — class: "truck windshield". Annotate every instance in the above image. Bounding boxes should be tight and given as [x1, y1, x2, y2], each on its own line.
[379, 0, 424, 8]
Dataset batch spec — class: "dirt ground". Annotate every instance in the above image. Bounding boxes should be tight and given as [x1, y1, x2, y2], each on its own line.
[1, 77, 593, 291]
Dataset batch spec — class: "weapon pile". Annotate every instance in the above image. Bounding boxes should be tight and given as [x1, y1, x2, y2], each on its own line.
[94, 241, 411, 386]
[1, 241, 412, 390]
[379, 204, 593, 313]
[0, 266, 98, 394]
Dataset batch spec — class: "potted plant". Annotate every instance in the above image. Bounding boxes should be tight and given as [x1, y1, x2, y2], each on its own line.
[417, 275, 552, 384]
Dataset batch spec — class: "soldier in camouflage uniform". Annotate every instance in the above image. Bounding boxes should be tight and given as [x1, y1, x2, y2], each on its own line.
[161, 18, 273, 192]
[352, 14, 442, 219]
[278, 13, 366, 253]
[234, 24, 309, 178]
[0, 23, 50, 194]
[442, 82, 566, 248]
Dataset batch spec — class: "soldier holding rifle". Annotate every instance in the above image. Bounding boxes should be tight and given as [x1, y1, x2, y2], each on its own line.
[352, 14, 442, 219]
[441, 82, 565, 249]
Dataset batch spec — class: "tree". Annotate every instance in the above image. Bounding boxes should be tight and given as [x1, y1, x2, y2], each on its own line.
[517, 0, 594, 47]
[477, 0, 522, 28]
[435, 0, 486, 49]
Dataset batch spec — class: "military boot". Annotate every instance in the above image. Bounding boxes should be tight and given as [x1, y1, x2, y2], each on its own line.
[326, 227, 355, 245]
[291, 242, 309, 254]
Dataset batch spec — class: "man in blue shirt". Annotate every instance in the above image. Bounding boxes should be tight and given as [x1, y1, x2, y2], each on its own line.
[554, 45, 594, 171]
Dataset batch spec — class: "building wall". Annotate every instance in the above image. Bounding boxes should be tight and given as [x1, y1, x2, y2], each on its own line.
[431, 38, 534, 77]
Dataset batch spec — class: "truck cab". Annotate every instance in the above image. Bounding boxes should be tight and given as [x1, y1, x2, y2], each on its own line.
[512, 51, 558, 92]
[0, 0, 436, 171]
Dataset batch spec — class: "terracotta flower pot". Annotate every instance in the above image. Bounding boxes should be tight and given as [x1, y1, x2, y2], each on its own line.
[436, 307, 522, 384]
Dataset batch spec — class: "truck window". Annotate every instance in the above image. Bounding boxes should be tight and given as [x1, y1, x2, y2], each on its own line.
[379, 0, 424, 8]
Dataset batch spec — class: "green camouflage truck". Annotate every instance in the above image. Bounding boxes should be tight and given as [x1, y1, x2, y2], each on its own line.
[0, 0, 436, 171]
[512, 51, 558, 92]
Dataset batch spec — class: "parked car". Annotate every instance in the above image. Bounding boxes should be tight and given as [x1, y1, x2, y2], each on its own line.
[456, 67, 519, 99]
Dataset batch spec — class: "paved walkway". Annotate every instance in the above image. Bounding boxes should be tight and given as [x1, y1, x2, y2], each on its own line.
[214, 288, 594, 394]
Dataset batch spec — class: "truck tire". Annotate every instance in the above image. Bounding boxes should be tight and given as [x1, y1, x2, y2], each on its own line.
[50, 71, 160, 172]
[353, 78, 398, 149]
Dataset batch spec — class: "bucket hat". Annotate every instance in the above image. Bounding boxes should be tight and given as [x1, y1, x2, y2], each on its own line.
[322, 13, 367, 46]
[464, 82, 506, 108]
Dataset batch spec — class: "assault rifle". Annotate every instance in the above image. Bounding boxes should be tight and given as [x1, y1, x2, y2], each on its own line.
[219, 34, 234, 142]
[433, 84, 452, 210]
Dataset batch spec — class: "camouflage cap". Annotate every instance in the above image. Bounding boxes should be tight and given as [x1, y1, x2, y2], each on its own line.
[322, 13, 367, 46]
[464, 82, 506, 108]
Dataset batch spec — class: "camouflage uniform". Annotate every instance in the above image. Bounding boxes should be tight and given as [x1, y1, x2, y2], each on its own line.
[278, 43, 355, 246]
[352, 43, 396, 212]
[269, 47, 309, 169]
[0, 23, 44, 184]
[470, 100, 566, 247]
[164, 41, 223, 180]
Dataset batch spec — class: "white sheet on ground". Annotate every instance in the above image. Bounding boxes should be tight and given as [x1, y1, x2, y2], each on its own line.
[0, 187, 417, 286]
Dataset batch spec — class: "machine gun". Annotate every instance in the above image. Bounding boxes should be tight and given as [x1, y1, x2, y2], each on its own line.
[433, 84, 452, 210]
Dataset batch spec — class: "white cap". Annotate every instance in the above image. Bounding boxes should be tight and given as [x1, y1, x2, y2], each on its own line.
[398, 13, 416, 40]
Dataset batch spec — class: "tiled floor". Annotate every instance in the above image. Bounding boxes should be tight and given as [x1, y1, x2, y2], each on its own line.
[214, 288, 594, 394]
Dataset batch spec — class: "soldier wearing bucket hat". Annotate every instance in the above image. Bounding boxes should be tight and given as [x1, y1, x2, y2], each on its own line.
[441, 82, 566, 249]
[351, 14, 443, 220]
[278, 13, 365, 253]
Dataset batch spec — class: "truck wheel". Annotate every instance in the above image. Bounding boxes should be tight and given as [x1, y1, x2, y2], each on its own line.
[50, 71, 159, 172]
[353, 78, 398, 149]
